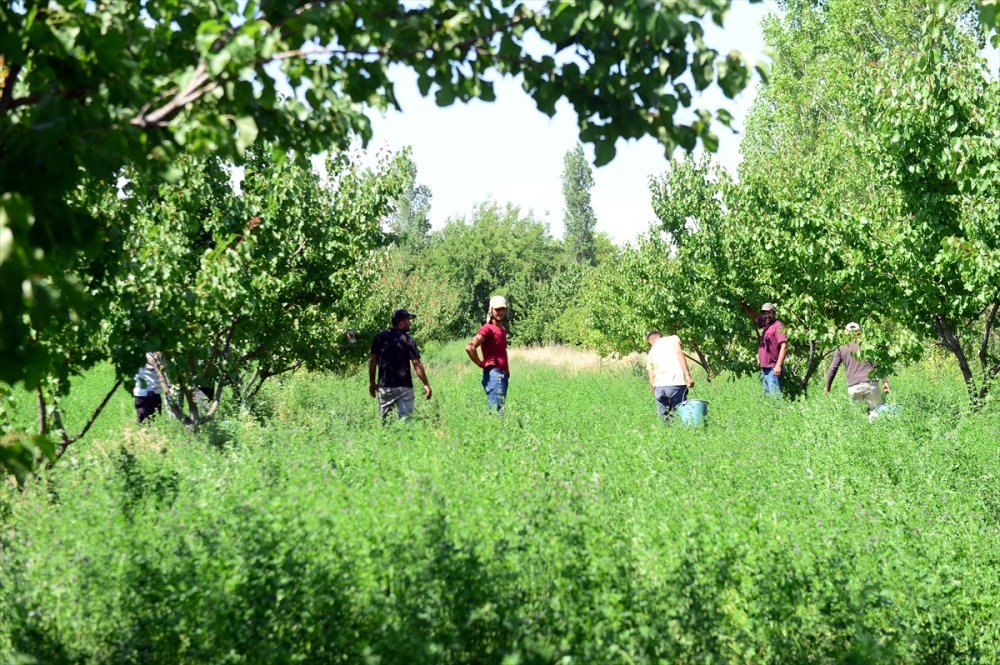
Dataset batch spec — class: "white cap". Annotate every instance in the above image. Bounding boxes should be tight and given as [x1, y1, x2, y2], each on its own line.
[845, 322, 861, 332]
[489, 295, 507, 310]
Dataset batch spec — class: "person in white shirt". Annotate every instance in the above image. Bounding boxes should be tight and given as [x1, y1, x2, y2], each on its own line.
[133, 353, 164, 423]
[645, 330, 695, 424]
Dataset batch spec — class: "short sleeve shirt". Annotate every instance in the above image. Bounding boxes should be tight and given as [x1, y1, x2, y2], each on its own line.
[645, 335, 686, 387]
[371, 329, 420, 388]
[756, 317, 788, 368]
[133, 365, 161, 397]
[477, 322, 509, 375]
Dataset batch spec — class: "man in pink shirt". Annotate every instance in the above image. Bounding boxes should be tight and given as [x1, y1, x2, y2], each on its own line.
[466, 295, 509, 414]
[740, 300, 788, 395]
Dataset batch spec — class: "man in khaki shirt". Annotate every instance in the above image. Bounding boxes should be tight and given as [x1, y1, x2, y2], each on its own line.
[824, 322, 890, 422]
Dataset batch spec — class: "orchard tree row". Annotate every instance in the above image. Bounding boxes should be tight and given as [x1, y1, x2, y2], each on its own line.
[1, 0, 997, 478]
[592, 0, 1000, 407]
[379, 143, 616, 349]
[0, 0, 777, 478]
[0, 144, 408, 481]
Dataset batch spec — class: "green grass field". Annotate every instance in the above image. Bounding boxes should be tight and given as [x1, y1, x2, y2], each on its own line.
[2, 343, 1000, 663]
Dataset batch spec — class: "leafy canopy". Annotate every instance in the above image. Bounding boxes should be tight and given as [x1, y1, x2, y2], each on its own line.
[1, 0, 773, 391]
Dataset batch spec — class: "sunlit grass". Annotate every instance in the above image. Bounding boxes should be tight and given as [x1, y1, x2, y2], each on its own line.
[1, 343, 998, 662]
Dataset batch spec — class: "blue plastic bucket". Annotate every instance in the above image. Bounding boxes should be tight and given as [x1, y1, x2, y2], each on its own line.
[872, 403, 901, 419]
[676, 399, 708, 427]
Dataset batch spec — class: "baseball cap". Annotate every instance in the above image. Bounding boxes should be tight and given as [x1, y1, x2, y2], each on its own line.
[489, 295, 508, 310]
[761, 302, 776, 311]
[391, 309, 417, 325]
[845, 322, 861, 332]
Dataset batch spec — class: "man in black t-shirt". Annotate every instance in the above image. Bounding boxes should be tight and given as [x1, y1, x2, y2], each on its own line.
[369, 309, 432, 423]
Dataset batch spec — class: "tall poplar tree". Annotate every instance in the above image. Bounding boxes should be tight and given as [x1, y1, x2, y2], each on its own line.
[386, 150, 433, 249]
[561, 144, 598, 266]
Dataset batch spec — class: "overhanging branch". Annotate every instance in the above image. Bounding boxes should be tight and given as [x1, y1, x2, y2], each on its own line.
[130, 61, 216, 128]
[47, 379, 123, 469]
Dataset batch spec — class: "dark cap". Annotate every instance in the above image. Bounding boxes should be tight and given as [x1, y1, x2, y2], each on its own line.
[391, 309, 417, 326]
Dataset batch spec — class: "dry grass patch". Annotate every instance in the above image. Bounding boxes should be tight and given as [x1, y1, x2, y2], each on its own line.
[509, 345, 642, 374]
[92, 425, 169, 459]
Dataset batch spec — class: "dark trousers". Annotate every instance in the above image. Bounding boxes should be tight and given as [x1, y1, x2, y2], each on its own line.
[654, 385, 688, 424]
[134, 394, 162, 423]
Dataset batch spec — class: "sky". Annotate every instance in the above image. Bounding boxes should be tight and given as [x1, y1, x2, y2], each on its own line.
[364, 1, 777, 245]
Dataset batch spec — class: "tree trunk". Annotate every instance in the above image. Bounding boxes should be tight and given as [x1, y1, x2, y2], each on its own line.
[980, 301, 1000, 372]
[934, 313, 979, 409]
[797, 340, 823, 395]
[36, 387, 47, 436]
[694, 347, 712, 382]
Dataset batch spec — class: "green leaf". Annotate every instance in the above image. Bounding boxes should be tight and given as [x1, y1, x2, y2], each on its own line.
[702, 130, 719, 152]
[435, 86, 456, 106]
[691, 49, 716, 91]
[982, 0, 998, 29]
[234, 116, 259, 153]
[594, 139, 616, 166]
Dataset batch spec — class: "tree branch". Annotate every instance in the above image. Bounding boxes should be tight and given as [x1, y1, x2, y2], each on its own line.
[979, 299, 1000, 371]
[130, 61, 216, 128]
[934, 313, 977, 401]
[151, 353, 187, 422]
[239, 340, 270, 363]
[50, 409, 72, 448]
[263, 10, 529, 67]
[0, 61, 23, 114]
[238, 365, 260, 401]
[36, 387, 48, 436]
[203, 372, 227, 419]
[47, 379, 123, 468]
[247, 371, 269, 402]
[246, 360, 304, 401]
[6, 85, 91, 113]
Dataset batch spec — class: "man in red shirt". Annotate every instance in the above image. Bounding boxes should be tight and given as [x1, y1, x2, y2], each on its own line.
[740, 300, 788, 395]
[466, 295, 509, 414]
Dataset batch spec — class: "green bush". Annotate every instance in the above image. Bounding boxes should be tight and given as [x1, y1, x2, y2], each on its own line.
[2, 345, 1000, 663]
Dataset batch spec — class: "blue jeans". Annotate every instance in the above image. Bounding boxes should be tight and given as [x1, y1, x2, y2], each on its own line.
[654, 385, 688, 424]
[761, 367, 782, 395]
[377, 387, 415, 424]
[482, 367, 509, 414]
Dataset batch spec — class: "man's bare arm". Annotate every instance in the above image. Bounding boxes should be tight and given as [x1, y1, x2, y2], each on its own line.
[368, 354, 378, 397]
[465, 334, 485, 367]
[738, 298, 759, 322]
[677, 342, 695, 388]
[774, 342, 788, 377]
[412, 359, 432, 399]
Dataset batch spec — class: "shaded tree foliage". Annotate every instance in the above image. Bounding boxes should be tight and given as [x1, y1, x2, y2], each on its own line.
[5, 144, 406, 469]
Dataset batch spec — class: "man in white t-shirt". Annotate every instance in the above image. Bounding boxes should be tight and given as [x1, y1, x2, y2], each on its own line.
[645, 330, 695, 424]
[133, 352, 164, 423]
